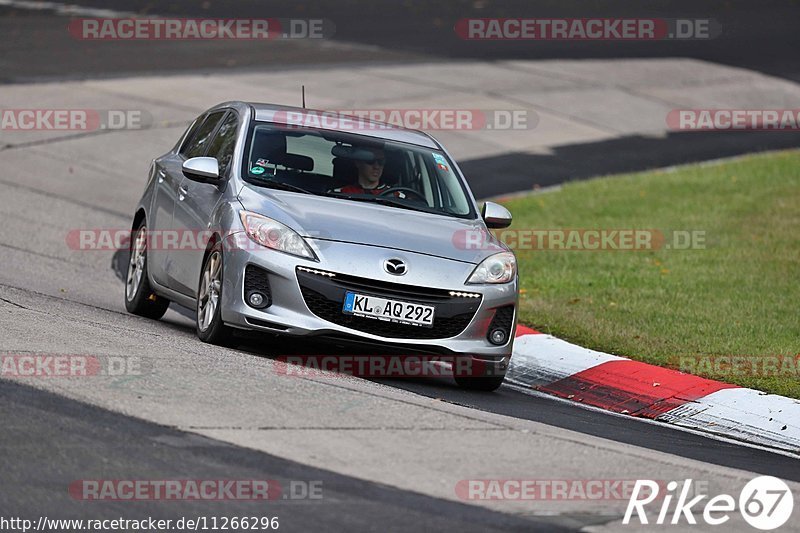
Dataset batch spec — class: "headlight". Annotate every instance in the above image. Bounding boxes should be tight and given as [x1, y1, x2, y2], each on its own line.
[239, 211, 317, 260]
[466, 252, 516, 284]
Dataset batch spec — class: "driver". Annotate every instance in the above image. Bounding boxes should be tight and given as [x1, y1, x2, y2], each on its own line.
[330, 147, 402, 196]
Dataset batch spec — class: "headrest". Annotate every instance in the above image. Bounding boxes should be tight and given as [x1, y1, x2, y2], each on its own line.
[332, 157, 357, 181]
[251, 131, 287, 159]
[272, 153, 314, 172]
[331, 143, 383, 162]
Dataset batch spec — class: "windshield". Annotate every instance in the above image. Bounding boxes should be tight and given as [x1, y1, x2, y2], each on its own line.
[241, 122, 475, 218]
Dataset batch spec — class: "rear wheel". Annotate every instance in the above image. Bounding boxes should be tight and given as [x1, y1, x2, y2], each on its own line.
[124, 222, 170, 319]
[196, 245, 232, 345]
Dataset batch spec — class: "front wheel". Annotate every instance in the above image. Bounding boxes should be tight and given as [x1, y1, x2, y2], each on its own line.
[454, 374, 506, 392]
[453, 356, 507, 391]
[124, 222, 170, 319]
[196, 244, 232, 345]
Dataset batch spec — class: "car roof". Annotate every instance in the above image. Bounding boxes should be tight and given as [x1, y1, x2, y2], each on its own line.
[242, 102, 440, 149]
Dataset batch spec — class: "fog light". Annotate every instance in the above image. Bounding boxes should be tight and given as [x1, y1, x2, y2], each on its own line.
[489, 328, 508, 345]
[247, 291, 268, 309]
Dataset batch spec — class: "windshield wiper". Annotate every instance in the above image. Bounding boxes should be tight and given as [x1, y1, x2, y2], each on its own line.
[370, 196, 436, 214]
[248, 177, 312, 195]
[325, 193, 436, 214]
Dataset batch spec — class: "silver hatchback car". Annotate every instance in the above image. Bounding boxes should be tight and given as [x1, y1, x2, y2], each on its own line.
[125, 102, 518, 390]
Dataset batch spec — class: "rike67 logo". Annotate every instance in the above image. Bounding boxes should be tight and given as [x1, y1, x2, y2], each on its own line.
[624, 476, 794, 530]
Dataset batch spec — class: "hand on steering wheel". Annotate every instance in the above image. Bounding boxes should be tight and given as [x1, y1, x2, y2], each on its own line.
[378, 187, 427, 203]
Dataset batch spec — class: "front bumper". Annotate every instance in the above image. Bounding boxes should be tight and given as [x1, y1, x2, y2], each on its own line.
[219, 233, 518, 358]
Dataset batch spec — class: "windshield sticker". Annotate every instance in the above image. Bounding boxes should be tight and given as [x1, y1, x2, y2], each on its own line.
[437, 163, 450, 172]
[250, 166, 265, 175]
[255, 158, 269, 167]
[432, 153, 447, 165]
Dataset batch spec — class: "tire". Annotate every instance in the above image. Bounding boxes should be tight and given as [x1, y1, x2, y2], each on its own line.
[453, 356, 507, 391]
[196, 244, 232, 345]
[454, 374, 506, 392]
[124, 222, 170, 320]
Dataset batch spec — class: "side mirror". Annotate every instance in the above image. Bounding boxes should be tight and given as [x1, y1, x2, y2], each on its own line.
[482, 201, 512, 229]
[182, 157, 220, 183]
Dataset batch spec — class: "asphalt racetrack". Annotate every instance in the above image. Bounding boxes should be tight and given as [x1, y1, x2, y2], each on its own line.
[1, 1, 799, 531]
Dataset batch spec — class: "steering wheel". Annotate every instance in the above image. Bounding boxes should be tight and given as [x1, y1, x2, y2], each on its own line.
[378, 187, 427, 203]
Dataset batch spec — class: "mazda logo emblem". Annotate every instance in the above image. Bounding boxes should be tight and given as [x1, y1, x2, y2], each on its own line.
[383, 258, 407, 276]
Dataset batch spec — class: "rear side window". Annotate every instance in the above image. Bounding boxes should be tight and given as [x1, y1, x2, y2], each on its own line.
[206, 112, 239, 177]
[286, 135, 332, 176]
[183, 111, 226, 159]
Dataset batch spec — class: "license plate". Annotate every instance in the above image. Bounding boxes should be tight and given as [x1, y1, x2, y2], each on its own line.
[342, 292, 434, 328]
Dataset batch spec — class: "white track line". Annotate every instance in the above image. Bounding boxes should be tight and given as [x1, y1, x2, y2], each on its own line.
[0, 0, 139, 18]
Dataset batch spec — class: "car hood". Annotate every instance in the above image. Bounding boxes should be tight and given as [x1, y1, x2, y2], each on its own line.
[237, 184, 506, 264]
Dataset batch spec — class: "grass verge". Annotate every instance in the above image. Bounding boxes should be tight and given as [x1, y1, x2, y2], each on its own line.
[501, 149, 800, 398]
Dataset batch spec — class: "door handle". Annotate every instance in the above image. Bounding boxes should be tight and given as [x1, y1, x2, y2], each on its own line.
[178, 185, 188, 201]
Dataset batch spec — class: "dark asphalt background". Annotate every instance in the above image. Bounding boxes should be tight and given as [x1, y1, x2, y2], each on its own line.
[2, 1, 800, 196]
[0, 379, 583, 532]
[3, 1, 799, 82]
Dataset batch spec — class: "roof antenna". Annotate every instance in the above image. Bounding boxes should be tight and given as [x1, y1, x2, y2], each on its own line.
[301, 85, 306, 109]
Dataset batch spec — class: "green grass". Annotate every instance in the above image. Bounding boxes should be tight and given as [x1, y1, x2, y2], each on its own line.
[501, 149, 800, 398]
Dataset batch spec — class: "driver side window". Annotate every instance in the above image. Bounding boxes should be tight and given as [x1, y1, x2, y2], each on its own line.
[206, 111, 239, 177]
[182, 111, 226, 159]
[178, 117, 203, 156]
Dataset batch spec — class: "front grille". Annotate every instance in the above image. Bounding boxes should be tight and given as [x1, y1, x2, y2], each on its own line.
[296, 268, 481, 339]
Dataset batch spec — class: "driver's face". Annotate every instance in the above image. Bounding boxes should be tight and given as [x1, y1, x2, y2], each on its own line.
[355, 149, 385, 184]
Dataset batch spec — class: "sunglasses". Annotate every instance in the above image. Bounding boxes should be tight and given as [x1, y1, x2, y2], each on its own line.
[366, 158, 385, 166]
